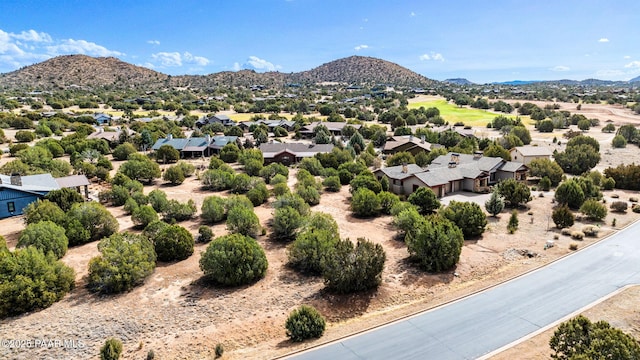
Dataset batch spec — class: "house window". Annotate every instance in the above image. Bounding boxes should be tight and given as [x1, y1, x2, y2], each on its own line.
[7, 202, 15, 213]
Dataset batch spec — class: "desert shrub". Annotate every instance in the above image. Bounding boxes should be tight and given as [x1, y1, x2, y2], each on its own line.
[0, 246, 75, 318]
[260, 163, 289, 183]
[287, 229, 339, 275]
[298, 157, 324, 176]
[88, 233, 156, 294]
[244, 158, 263, 177]
[581, 225, 599, 237]
[301, 212, 339, 234]
[285, 305, 326, 342]
[630, 197, 638, 203]
[539, 176, 552, 191]
[408, 187, 440, 214]
[351, 187, 381, 217]
[377, 191, 400, 215]
[496, 178, 531, 208]
[17, 221, 68, 259]
[201, 169, 235, 191]
[199, 233, 268, 286]
[484, 190, 505, 217]
[142, 220, 169, 239]
[163, 199, 197, 222]
[610, 201, 628, 213]
[322, 176, 341, 192]
[163, 165, 186, 185]
[554, 144, 601, 175]
[571, 231, 584, 240]
[15, 130, 36, 142]
[569, 242, 578, 251]
[322, 238, 386, 293]
[215, 343, 224, 358]
[23, 199, 66, 226]
[231, 173, 252, 194]
[633, 204, 640, 213]
[66, 202, 119, 246]
[44, 187, 84, 212]
[579, 199, 608, 221]
[555, 180, 585, 209]
[197, 226, 214, 243]
[272, 182, 290, 197]
[349, 172, 382, 194]
[272, 206, 304, 241]
[440, 201, 487, 238]
[296, 185, 321, 206]
[507, 210, 519, 234]
[147, 189, 169, 213]
[406, 215, 463, 272]
[226, 205, 261, 237]
[201, 196, 227, 224]
[552, 206, 575, 229]
[100, 338, 123, 360]
[601, 176, 615, 190]
[112, 143, 138, 161]
[153, 225, 194, 262]
[561, 228, 572, 236]
[246, 182, 269, 206]
[131, 205, 159, 228]
[220, 143, 240, 163]
[550, 315, 640, 360]
[123, 197, 138, 215]
[393, 205, 424, 240]
[274, 193, 310, 216]
[611, 134, 627, 148]
[118, 153, 161, 183]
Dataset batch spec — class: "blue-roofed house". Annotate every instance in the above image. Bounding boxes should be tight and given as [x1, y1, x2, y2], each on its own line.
[151, 134, 238, 158]
[0, 173, 90, 219]
[195, 114, 236, 128]
[93, 113, 112, 125]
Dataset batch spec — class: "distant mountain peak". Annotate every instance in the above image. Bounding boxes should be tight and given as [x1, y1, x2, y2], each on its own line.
[444, 78, 474, 85]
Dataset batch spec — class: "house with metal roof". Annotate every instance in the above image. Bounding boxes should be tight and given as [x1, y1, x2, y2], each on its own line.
[0, 173, 90, 219]
[259, 142, 334, 165]
[382, 135, 444, 155]
[151, 134, 238, 157]
[509, 145, 553, 165]
[195, 114, 236, 128]
[374, 152, 527, 197]
[299, 122, 362, 137]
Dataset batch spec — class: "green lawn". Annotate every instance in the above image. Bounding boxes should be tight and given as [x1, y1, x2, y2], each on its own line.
[408, 99, 530, 126]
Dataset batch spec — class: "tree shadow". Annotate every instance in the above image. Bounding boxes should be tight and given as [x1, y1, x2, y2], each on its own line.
[397, 257, 457, 287]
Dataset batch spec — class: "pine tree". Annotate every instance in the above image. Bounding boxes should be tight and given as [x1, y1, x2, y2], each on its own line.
[507, 210, 519, 234]
[485, 190, 505, 217]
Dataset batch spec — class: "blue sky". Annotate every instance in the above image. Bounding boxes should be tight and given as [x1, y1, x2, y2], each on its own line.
[0, 0, 638, 83]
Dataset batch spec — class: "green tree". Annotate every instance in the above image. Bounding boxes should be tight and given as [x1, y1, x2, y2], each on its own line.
[220, 143, 240, 163]
[496, 178, 531, 208]
[386, 151, 415, 166]
[285, 305, 326, 342]
[131, 205, 158, 228]
[322, 176, 341, 192]
[507, 210, 519, 233]
[554, 144, 601, 175]
[393, 205, 424, 240]
[602, 123, 616, 133]
[552, 206, 575, 229]
[441, 201, 487, 238]
[119, 154, 161, 183]
[485, 190, 505, 217]
[112, 142, 137, 161]
[246, 181, 269, 206]
[162, 199, 197, 222]
[100, 338, 123, 360]
[408, 187, 440, 214]
[612, 134, 627, 148]
[287, 229, 339, 275]
[349, 172, 382, 194]
[23, 199, 66, 226]
[227, 205, 261, 237]
[406, 215, 464, 272]
[555, 179, 586, 209]
[538, 119, 555, 132]
[201, 195, 227, 224]
[509, 126, 531, 145]
[148, 189, 170, 213]
[529, 158, 564, 186]
[580, 199, 608, 221]
[153, 224, 194, 262]
[272, 206, 303, 241]
[322, 238, 386, 293]
[539, 176, 552, 191]
[0, 246, 75, 318]
[88, 233, 156, 294]
[377, 191, 400, 215]
[484, 144, 511, 160]
[163, 164, 185, 185]
[66, 202, 119, 245]
[199, 233, 268, 286]
[17, 221, 68, 259]
[155, 145, 180, 164]
[45, 188, 84, 212]
[351, 187, 381, 217]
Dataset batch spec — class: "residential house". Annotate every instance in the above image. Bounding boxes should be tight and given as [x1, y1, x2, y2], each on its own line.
[87, 127, 134, 145]
[375, 152, 527, 197]
[195, 114, 236, 128]
[299, 122, 362, 137]
[373, 164, 425, 194]
[509, 145, 553, 165]
[259, 142, 334, 165]
[151, 134, 238, 157]
[382, 135, 443, 155]
[92, 113, 112, 125]
[0, 173, 90, 219]
[238, 119, 297, 132]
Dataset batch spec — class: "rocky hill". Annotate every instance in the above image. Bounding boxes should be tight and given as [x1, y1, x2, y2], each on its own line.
[0, 55, 169, 90]
[0, 55, 436, 90]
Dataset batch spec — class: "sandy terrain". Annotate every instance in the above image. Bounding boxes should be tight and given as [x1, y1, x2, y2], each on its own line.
[0, 98, 639, 359]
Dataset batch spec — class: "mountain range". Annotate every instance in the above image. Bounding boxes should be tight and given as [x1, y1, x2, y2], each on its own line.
[0, 55, 638, 91]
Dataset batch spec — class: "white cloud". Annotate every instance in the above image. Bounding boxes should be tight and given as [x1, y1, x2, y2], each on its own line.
[354, 44, 369, 51]
[47, 39, 123, 57]
[151, 51, 210, 68]
[11, 30, 52, 43]
[183, 51, 209, 66]
[147, 40, 160, 45]
[138, 62, 155, 69]
[625, 61, 640, 68]
[550, 65, 570, 72]
[598, 38, 609, 43]
[624, 55, 631, 59]
[152, 52, 182, 66]
[596, 69, 625, 77]
[419, 52, 444, 61]
[242, 56, 280, 72]
[232, 62, 241, 71]
[410, 12, 416, 17]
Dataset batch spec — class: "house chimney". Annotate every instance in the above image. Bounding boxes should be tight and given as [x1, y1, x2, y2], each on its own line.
[10, 173, 21, 186]
[451, 153, 460, 164]
[409, 134, 413, 142]
[401, 163, 408, 173]
[205, 134, 211, 144]
[421, 135, 425, 144]
[167, 133, 173, 140]
[474, 150, 483, 159]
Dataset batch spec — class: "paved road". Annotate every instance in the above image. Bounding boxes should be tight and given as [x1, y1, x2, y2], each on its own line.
[289, 222, 640, 360]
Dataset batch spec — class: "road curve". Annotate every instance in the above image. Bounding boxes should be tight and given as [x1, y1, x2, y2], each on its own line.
[287, 221, 640, 360]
